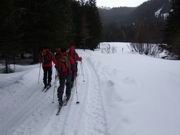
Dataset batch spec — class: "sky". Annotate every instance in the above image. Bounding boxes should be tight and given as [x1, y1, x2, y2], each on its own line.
[96, 0, 148, 8]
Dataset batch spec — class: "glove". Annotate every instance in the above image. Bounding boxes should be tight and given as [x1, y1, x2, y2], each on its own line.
[79, 57, 82, 62]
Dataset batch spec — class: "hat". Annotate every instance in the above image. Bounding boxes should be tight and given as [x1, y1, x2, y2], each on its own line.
[61, 48, 67, 53]
[55, 48, 61, 53]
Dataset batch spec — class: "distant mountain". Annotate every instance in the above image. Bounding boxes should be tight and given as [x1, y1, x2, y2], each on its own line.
[99, 7, 135, 25]
[99, 0, 171, 42]
[131, 0, 170, 22]
[99, 0, 170, 24]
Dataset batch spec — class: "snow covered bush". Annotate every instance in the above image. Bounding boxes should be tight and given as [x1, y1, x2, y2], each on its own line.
[130, 43, 179, 59]
[99, 43, 117, 54]
[130, 43, 164, 57]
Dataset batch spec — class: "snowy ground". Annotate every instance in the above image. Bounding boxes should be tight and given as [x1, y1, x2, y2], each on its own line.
[0, 42, 180, 135]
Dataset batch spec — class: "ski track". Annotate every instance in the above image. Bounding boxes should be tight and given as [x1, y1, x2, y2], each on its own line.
[40, 55, 109, 135]
[0, 53, 109, 135]
[0, 67, 55, 135]
[77, 57, 109, 135]
[0, 68, 38, 134]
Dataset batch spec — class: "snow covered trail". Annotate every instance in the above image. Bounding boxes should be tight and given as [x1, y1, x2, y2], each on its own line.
[76, 57, 108, 135]
[40, 53, 108, 135]
[1, 45, 180, 135]
[0, 65, 57, 135]
[88, 49, 180, 135]
[0, 52, 109, 135]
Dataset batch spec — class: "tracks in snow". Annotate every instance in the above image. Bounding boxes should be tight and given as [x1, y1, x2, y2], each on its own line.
[40, 57, 109, 135]
[76, 58, 109, 135]
[0, 55, 109, 135]
[0, 67, 55, 135]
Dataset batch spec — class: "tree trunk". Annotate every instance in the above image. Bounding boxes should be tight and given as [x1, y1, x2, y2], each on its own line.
[32, 47, 39, 64]
[5, 55, 9, 73]
[13, 55, 16, 71]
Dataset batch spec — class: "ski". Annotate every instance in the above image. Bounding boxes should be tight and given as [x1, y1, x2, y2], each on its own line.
[44, 85, 51, 92]
[63, 100, 68, 106]
[42, 87, 46, 92]
[56, 105, 62, 115]
[56, 100, 68, 115]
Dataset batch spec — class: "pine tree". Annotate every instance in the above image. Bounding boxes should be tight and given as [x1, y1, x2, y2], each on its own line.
[13, 0, 73, 62]
[0, 0, 102, 65]
[71, 0, 102, 49]
[0, 0, 23, 72]
[0, 0, 20, 52]
[85, 0, 102, 49]
[71, 0, 82, 47]
[166, 0, 180, 58]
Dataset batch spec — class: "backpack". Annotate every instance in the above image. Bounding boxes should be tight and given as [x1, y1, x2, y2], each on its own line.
[42, 53, 52, 65]
[68, 51, 79, 65]
[57, 54, 71, 76]
[41, 50, 53, 65]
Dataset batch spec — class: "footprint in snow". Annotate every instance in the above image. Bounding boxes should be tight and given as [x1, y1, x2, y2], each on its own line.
[122, 76, 136, 85]
[107, 80, 114, 87]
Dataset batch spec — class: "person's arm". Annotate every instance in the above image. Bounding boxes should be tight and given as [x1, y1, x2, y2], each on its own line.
[50, 52, 57, 65]
[75, 52, 82, 62]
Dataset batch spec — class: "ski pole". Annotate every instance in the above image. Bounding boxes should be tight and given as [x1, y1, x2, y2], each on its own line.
[75, 78, 80, 104]
[81, 61, 85, 82]
[38, 63, 41, 84]
[52, 71, 58, 103]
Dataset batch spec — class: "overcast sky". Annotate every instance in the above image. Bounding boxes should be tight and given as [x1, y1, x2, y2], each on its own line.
[96, 0, 148, 7]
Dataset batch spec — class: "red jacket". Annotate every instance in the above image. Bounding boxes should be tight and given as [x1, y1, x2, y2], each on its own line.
[41, 49, 56, 69]
[68, 46, 82, 65]
[55, 52, 71, 76]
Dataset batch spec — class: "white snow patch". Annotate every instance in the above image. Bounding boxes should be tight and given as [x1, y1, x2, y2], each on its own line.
[0, 43, 180, 135]
[89, 50, 180, 135]
[98, 42, 132, 54]
[162, 12, 169, 20]
[155, 8, 163, 18]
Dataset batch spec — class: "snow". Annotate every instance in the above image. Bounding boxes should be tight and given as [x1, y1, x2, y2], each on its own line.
[155, 8, 162, 18]
[89, 52, 180, 135]
[98, 42, 131, 54]
[155, 8, 169, 20]
[0, 42, 180, 135]
[162, 12, 169, 20]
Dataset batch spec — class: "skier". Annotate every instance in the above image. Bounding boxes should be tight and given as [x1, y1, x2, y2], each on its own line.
[55, 48, 62, 60]
[41, 48, 56, 89]
[55, 48, 72, 106]
[68, 43, 82, 88]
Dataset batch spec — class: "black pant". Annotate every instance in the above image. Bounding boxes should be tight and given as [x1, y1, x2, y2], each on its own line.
[43, 67, 52, 86]
[71, 62, 78, 87]
[57, 74, 72, 105]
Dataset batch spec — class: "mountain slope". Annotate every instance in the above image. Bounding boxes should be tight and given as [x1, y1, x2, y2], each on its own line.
[99, 0, 171, 42]
[99, 7, 135, 25]
[131, 0, 170, 21]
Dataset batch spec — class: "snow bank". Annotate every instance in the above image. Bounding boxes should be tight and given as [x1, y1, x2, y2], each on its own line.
[98, 42, 131, 54]
[98, 42, 174, 59]
[0, 43, 180, 135]
[88, 47, 180, 135]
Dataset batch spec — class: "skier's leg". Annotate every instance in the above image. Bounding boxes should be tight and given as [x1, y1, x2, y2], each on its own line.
[75, 62, 78, 73]
[66, 74, 72, 101]
[57, 76, 65, 105]
[47, 67, 52, 86]
[43, 68, 48, 88]
[71, 72, 75, 88]
[71, 64, 76, 88]
[74, 62, 78, 80]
